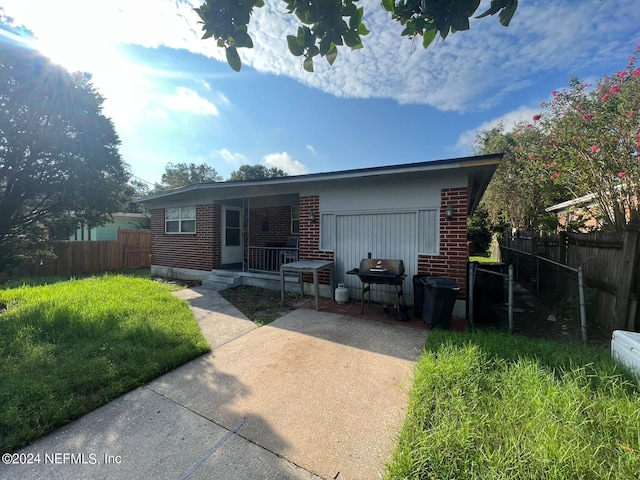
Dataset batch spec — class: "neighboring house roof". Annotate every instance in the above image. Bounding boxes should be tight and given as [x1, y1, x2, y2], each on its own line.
[136, 154, 502, 216]
[545, 192, 597, 214]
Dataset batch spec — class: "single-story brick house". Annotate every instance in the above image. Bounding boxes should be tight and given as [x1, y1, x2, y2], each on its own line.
[137, 154, 501, 316]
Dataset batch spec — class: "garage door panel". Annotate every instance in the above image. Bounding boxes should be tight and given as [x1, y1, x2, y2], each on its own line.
[335, 213, 416, 306]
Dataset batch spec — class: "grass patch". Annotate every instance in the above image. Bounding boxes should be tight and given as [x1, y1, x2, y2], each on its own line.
[386, 329, 640, 480]
[0, 273, 210, 452]
[219, 286, 297, 325]
[0, 268, 194, 291]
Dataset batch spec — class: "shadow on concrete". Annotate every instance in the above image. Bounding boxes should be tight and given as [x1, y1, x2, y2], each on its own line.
[266, 308, 429, 362]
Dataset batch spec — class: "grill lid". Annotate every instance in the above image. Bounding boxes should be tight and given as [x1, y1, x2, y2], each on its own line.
[359, 259, 405, 276]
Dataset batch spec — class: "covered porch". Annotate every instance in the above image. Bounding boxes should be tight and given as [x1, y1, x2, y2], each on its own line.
[218, 193, 300, 274]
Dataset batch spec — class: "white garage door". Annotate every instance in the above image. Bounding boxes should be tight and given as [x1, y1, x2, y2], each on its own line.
[334, 212, 417, 306]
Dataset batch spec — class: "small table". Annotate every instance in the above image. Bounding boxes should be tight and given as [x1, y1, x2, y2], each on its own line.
[280, 260, 334, 311]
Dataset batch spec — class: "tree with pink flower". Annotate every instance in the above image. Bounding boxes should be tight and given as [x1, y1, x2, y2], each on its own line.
[536, 47, 640, 231]
[476, 47, 640, 233]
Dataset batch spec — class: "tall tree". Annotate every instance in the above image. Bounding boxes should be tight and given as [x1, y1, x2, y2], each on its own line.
[156, 162, 222, 190]
[474, 123, 565, 233]
[476, 47, 640, 234]
[534, 49, 640, 232]
[194, 0, 518, 71]
[0, 24, 130, 272]
[228, 164, 288, 180]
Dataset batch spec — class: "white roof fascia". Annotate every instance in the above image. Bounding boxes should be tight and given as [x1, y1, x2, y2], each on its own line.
[135, 154, 501, 203]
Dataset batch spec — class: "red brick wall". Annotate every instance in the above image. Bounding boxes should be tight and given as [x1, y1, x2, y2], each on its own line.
[418, 187, 468, 297]
[151, 204, 219, 271]
[248, 206, 292, 246]
[299, 195, 334, 284]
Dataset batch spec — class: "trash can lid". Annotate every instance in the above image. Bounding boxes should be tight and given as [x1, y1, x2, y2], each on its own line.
[422, 277, 460, 290]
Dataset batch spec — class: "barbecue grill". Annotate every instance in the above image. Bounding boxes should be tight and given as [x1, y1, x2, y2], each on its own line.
[347, 259, 408, 320]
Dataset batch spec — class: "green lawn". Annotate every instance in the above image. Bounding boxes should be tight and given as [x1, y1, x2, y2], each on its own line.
[386, 329, 640, 480]
[0, 273, 210, 452]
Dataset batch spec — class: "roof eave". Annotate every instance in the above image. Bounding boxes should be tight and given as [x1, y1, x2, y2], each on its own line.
[134, 153, 503, 203]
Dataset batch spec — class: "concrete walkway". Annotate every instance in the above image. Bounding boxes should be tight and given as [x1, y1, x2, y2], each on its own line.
[2, 287, 428, 480]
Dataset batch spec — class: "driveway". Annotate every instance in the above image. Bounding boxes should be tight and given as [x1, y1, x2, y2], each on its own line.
[2, 287, 428, 480]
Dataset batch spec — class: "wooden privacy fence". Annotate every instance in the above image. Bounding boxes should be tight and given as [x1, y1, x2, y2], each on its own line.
[502, 228, 640, 333]
[18, 229, 151, 277]
[117, 228, 151, 269]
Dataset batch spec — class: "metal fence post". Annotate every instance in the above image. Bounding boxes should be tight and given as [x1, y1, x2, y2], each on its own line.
[535, 256, 540, 298]
[508, 264, 514, 334]
[578, 266, 587, 344]
[468, 262, 475, 328]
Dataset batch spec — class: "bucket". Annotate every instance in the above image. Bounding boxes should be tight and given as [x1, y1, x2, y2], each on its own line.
[335, 283, 349, 304]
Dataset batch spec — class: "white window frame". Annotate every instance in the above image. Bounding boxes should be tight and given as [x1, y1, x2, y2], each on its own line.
[165, 206, 196, 234]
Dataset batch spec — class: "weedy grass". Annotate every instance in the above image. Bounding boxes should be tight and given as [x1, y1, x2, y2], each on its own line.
[0, 273, 210, 452]
[385, 329, 640, 480]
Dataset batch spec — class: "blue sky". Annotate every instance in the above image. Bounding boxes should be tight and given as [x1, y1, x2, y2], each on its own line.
[3, 0, 639, 185]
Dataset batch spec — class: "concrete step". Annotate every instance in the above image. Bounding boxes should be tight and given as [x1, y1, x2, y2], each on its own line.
[202, 273, 241, 290]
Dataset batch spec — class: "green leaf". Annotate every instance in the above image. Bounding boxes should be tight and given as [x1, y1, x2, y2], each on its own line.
[226, 46, 241, 72]
[325, 45, 338, 65]
[287, 35, 305, 56]
[498, 0, 518, 26]
[343, 31, 362, 49]
[201, 30, 214, 40]
[233, 29, 254, 48]
[381, 0, 395, 13]
[255, 0, 265, 7]
[358, 23, 369, 36]
[217, 38, 225, 48]
[319, 36, 334, 56]
[349, 12, 360, 30]
[439, 22, 450, 41]
[476, 0, 507, 18]
[303, 57, 314, 73]
[422, 27, 437, 49]
[449, 13, 470, 32]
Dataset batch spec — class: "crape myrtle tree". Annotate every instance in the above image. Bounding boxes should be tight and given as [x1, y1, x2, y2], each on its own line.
[532, 47, 640, 232]
[474, 123, 565, 233]
[475, 47, 640, 234]
[0, 24, 130, 273]
[194, 0, 518, 71]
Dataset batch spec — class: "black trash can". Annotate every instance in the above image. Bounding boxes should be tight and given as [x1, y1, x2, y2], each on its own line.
[412, 274, 433, 319]
[421, 277, 460, 329]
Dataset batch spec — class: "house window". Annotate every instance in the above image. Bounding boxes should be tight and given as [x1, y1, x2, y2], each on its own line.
[418, 209, 438, 254]
[320, 214, 335, 251]
[291, 205, 300, 234]
[165, 206, 196, 234]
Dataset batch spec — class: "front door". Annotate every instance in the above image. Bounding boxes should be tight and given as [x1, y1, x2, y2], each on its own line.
[221, 206, 243, 265]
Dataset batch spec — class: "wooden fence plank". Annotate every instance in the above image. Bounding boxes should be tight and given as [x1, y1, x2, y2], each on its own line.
[503, 230, 640, 333]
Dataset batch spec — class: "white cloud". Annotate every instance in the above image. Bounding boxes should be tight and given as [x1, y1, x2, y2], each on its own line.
[196, 79, 211, 91]
[161, 87, 219, 116]
[306, 144, 318, 156]
[263, 152, 309, 175]
[4, 0, 639, 113]
[216, 148, 248, 165]
[455, 105, 544, 154]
